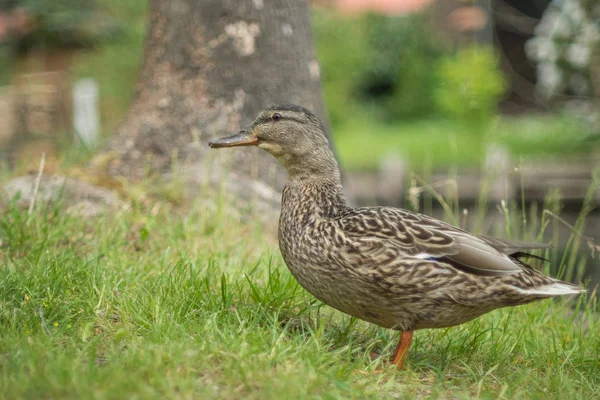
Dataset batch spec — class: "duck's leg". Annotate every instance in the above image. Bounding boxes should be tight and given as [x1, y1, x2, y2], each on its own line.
[391, 330, 413, 369]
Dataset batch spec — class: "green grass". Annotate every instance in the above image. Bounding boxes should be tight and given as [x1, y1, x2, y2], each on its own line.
[334, 114, 597, 171]
[1, 193, 598, 399]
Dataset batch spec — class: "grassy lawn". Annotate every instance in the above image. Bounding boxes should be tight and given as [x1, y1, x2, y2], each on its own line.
[333, 115, 597, 171]
[1, 198, 598, 399]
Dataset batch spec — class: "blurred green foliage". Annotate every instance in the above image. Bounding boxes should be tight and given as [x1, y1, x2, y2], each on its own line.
[1, 0, 594, 173]
[313, 10, 444, 124]
[0, 0, 122, 51]
[356, 13, 444, 121]
[314, 10, 510, 131]
[312, 11, 369, 125]
[435, 45, 507, 129]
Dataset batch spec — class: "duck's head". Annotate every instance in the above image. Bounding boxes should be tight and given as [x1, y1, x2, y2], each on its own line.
[209, 105, 338, 180]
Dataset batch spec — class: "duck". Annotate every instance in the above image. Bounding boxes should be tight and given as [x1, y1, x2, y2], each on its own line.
[209, 104, 585, 368]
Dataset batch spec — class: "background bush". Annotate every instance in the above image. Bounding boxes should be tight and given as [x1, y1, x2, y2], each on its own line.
[435, 45, 507, 128]
[0, 0, 121, 52]
[312, 10, 370, 126]
[314, 10, 445, 125]
[355, 12, 444, 121]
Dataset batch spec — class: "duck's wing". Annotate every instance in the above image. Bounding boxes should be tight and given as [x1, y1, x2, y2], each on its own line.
[336, 207, 548, 277]
[475, 235, 551, 256]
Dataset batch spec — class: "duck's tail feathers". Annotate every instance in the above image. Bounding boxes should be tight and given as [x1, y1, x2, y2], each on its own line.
[521, 281, 586, 297]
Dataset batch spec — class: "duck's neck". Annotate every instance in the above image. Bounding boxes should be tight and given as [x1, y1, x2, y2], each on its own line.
[282, 176, 348, 221]
[277, 145, 341, 183]
[283, 163, 348, 220]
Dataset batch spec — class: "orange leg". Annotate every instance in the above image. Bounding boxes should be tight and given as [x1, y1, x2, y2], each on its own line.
[391, 330, 413, 369]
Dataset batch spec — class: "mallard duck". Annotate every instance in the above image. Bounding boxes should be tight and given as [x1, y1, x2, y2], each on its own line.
[209, 105, 585, 368]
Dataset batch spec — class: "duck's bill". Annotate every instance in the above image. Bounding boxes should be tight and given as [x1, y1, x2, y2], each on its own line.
[208, 131, 258, 148]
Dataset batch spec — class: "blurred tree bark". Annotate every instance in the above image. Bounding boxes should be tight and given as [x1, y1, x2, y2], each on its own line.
[102, 0, 329, 200]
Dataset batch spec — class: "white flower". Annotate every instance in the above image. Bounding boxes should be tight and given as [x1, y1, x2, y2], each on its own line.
[568, 73, 590, 95]
[554, 13, 573, 38]
[536, 9, 572, 38]
[563, 1, 585, 24]
[535, 9, 560, 36]
[528, 0, 598, 98]
[566, 43, 591, 68]
[526, 37, 559, 61]
[538, 62, 563, 94]
[580, 23, 600, 44]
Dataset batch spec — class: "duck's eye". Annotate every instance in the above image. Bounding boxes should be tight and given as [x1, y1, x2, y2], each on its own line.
[272, 113, 282, 121]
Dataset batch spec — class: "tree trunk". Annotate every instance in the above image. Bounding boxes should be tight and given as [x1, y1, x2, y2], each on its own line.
[103, 0, 329, 201]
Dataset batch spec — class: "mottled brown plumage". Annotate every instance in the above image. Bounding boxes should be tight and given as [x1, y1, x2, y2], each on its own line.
[209, 104, 585, 368]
